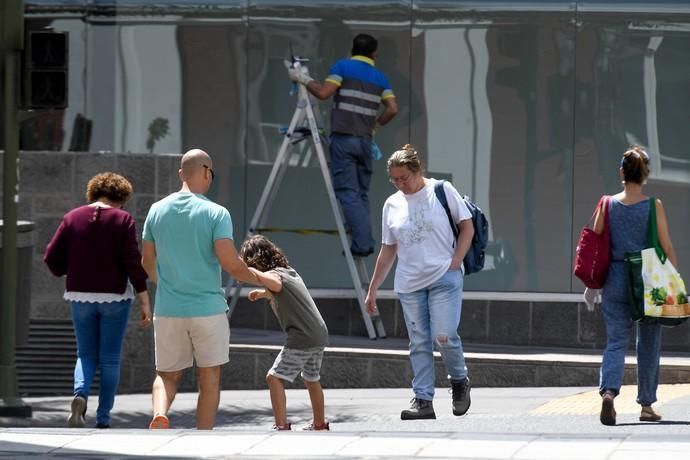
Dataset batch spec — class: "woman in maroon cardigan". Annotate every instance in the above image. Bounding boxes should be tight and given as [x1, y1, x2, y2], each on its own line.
[44, 172, 152, 429]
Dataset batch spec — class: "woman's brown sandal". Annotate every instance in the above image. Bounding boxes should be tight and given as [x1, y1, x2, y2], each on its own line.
[600, 392, 616, 426]
[639, 406, 662, 422]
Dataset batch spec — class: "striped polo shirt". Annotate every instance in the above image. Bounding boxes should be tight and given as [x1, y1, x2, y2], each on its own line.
[326, 55, 395, 138]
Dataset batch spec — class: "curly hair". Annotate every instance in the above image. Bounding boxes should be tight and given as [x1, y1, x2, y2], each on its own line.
[86, 172, 133, 204]
[240, 235, 289, 272]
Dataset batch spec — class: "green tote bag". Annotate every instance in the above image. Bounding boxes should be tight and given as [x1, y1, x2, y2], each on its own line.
[624, 197, 689, 326]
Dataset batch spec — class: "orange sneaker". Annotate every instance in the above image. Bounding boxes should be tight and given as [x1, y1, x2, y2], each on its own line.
[148, 414, 170, 429]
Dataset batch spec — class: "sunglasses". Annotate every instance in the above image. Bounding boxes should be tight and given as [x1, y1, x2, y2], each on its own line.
[203, 165, 215, 181]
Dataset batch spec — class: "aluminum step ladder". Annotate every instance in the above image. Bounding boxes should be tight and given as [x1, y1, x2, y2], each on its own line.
[228, 58, 385, 340]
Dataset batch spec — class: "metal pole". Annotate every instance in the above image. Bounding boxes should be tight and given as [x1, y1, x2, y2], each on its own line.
[1, 0, 31, 417]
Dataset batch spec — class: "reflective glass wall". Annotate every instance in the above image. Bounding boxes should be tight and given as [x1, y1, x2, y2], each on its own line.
[17, 0, 690, 293]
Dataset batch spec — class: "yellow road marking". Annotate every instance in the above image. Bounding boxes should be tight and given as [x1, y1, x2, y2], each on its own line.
[532, 384, 690, 415]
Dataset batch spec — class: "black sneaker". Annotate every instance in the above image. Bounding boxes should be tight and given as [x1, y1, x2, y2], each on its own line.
[67, 395, 86, 428]
[400, 398, 436, 420]
[451, 377, 471, 416]
[95, 423, 110, 429]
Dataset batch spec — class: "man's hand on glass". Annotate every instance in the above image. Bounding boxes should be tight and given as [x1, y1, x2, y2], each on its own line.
[285, 61, 314, 86]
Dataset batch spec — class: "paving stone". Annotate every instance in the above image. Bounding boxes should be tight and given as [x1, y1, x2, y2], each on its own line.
[513, 437, 620, 460]
[0, 433, 81, 453]
[152, 433, 268, 456]
[242, 433, 359, 456]
[340, 435, 435, 457]
[420, 435, 533, 459]
[62, 433, 176, 455]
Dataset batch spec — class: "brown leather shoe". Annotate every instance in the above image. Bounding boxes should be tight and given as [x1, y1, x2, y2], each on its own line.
[640, 406, 662, 422]
[600, 392, 616, 426]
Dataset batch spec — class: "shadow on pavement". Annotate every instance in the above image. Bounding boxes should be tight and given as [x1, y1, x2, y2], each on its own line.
[616, 420, 690, 426]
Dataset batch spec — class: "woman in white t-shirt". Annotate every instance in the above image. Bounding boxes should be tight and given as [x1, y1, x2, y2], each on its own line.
[365, 144, 474, 421]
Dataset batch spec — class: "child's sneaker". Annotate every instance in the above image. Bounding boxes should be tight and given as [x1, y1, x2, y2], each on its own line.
[301, 421, 330, 431]
[271, 423, 292, 431]
[148, 414, 170, 429]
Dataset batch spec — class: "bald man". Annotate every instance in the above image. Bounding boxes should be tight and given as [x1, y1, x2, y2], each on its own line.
[141, 149, 256, 430]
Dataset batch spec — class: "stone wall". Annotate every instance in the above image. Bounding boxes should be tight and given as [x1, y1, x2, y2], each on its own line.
[230, 297, 690, 352]
[2, 152, 180, 318]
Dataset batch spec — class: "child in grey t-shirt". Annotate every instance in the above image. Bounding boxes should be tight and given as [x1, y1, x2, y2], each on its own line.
[240, 235, 330, 431]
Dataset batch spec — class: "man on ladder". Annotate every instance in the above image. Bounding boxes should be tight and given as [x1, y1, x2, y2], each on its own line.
[229, 44, 391, 339]
[288, 33, 398, 258]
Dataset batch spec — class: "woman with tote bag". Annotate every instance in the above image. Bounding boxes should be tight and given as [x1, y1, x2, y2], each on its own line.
[587, 146, 678, 426]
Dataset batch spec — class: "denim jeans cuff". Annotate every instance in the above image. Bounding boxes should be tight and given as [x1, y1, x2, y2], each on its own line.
[599, 388, 619, 397]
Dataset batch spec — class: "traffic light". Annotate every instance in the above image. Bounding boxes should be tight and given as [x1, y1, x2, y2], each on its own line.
[22, 30, 68, 109]
[0, 0, 25, 50]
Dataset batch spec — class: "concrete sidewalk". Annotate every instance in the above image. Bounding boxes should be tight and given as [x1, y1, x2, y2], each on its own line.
[2, 386, 690, 458]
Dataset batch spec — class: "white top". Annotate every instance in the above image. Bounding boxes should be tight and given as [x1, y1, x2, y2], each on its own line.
[64, 283, 135, 303]
[382, 178, 472, 293]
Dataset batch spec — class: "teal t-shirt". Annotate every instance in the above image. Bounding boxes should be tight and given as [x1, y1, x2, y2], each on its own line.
[142, 192, 233, 317]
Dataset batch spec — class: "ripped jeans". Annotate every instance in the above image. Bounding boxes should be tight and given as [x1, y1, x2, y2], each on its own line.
[398, 269, 467, 401]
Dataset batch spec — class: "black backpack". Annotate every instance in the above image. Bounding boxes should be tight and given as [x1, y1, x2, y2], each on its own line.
[434, 181, 489, 275]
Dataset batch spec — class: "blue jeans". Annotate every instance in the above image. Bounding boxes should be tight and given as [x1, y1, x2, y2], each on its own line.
[71, 300, 131, 426]
[329, 133, 375, 254]
[599, 299, 662, 406]
[398, 269, 468, 401]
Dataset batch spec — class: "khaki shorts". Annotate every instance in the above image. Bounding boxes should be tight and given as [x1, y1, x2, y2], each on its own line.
[153, 313, 230, 372]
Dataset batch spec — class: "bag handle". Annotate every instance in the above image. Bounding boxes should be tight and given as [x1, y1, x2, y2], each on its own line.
[647, 197, 667, 263]
[590, 195, 609, 236]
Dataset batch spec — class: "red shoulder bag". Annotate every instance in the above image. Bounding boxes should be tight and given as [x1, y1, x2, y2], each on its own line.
[574, 195, 610, 289]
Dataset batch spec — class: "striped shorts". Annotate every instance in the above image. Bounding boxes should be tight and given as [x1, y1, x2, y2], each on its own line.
[268, 346, 325, 383]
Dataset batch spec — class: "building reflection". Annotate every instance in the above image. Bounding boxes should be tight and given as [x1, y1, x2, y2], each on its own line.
[14, 0, 690, 293]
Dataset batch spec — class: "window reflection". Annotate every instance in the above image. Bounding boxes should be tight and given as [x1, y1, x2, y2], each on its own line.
[412, 11, 576, 292]
[18, 1, 690, 293]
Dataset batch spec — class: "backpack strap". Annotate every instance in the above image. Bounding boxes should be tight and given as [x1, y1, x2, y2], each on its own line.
[434, 180, 459, 245]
